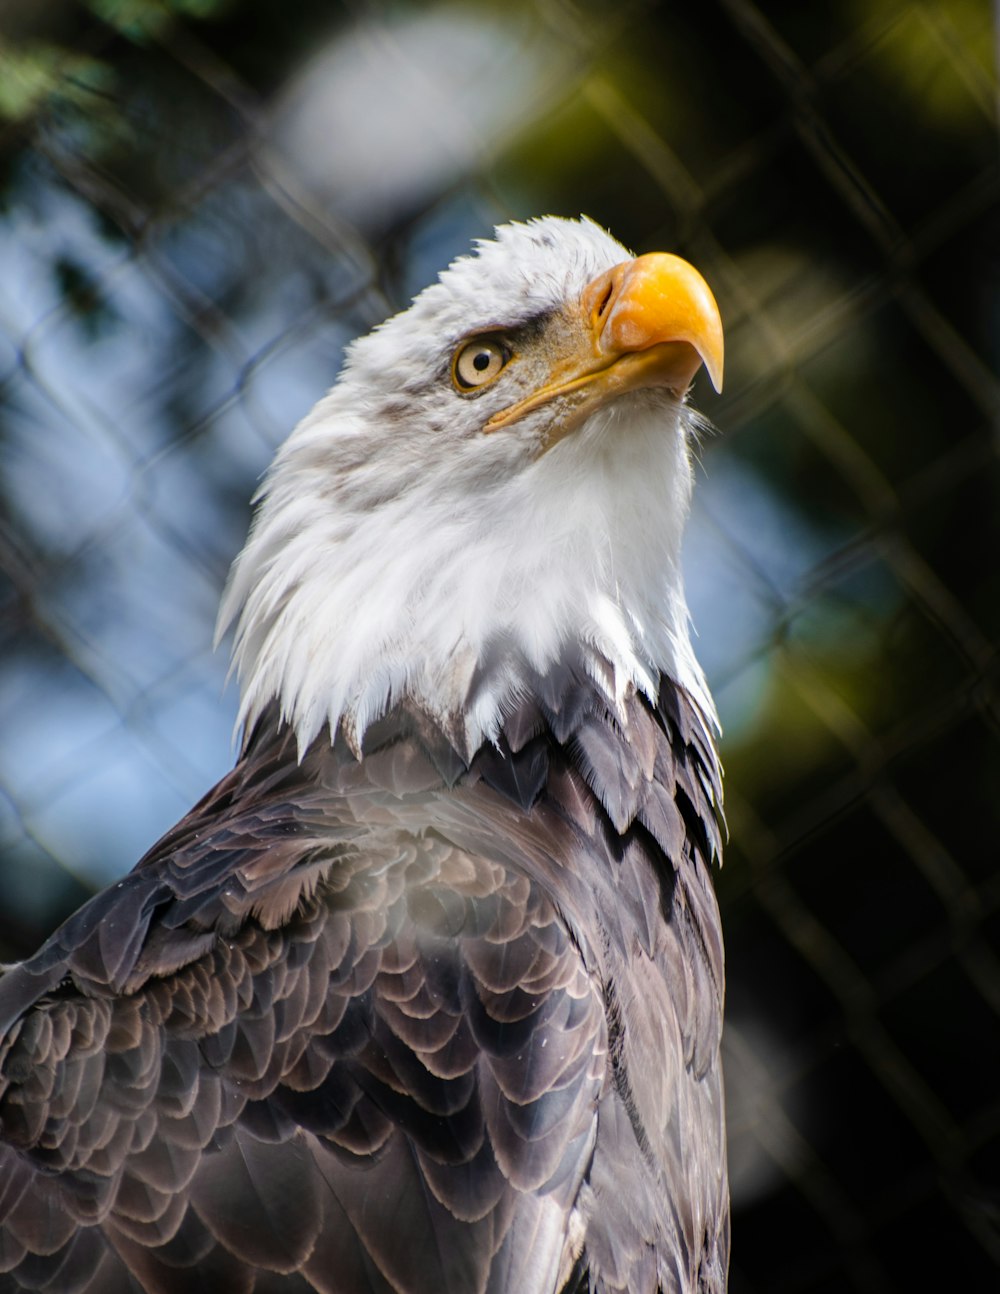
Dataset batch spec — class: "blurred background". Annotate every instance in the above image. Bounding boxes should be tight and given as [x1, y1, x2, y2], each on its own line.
[0, 0, 997, 1288]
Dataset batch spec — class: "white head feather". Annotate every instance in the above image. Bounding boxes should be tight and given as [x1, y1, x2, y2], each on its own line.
[217, 217, 716, 758]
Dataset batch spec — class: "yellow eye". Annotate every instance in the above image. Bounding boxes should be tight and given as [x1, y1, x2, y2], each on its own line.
[452, 338, 508, 390]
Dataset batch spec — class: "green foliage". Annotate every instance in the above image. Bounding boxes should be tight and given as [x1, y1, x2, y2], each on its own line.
[85, 0, 233, 43]
[0, 41, 114, 122]
[0, 0, 232, 124]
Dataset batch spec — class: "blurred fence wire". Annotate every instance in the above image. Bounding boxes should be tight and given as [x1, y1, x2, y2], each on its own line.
[0, 1, 998, 1290]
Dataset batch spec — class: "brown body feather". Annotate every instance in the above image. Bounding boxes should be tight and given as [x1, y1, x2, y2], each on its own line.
[0, 668, 726, 1294]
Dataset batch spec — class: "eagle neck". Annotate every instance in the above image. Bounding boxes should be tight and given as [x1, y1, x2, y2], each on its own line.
[220, 394, 716, 759]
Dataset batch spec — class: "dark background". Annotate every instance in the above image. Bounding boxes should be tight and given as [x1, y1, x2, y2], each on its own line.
[0, 1, 997, 1289]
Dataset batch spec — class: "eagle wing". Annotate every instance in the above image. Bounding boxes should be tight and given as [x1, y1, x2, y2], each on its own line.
[0, 678, 725, 1294]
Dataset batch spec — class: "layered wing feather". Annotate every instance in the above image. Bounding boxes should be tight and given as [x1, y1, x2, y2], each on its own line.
[0, 672, 725, 1294]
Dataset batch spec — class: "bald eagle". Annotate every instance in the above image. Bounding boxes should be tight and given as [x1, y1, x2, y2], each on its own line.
[0, 217, 728, 1294]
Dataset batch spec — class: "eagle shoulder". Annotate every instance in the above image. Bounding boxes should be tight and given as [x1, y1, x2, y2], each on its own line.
[0, 670, 725, 1294]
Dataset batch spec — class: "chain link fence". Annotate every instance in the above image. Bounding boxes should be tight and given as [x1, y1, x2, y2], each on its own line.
[0, 1, 997, 1289]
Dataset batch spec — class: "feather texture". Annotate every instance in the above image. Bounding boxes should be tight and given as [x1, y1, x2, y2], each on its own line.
[0, 675, 725, 1294]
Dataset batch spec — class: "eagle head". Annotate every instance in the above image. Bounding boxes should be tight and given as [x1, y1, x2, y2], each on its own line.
[218, 216, 723, 757]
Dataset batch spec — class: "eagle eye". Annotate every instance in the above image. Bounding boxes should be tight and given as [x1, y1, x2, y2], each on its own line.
[452, 337, 509, 391]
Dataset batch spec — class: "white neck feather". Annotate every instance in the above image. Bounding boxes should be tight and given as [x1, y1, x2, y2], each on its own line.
[217, 386, 715, 760]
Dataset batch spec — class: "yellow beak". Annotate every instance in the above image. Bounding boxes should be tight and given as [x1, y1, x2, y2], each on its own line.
[485, 251, 723, 438]
[587, 252, 724, 394]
